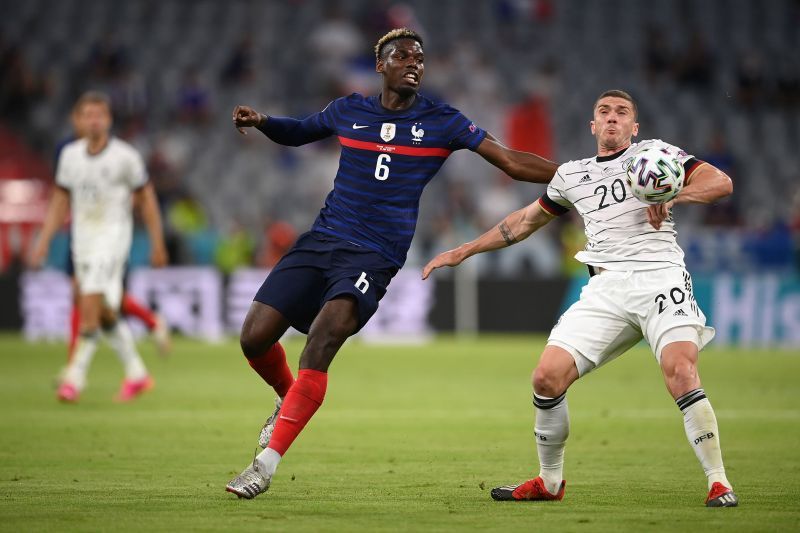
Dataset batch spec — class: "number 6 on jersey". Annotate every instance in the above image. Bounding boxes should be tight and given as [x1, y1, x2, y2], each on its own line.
[374, 153, 391, 181]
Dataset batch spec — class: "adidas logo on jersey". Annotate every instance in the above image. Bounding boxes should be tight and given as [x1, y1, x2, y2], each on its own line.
[673, 309, 688, 317]
[579, 175, 591, 183]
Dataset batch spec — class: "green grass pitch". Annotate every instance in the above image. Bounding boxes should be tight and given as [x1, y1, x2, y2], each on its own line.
[1, 333, 798, 532]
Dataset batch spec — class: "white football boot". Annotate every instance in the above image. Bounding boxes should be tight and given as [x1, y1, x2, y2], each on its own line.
[226, 460, 271, 499]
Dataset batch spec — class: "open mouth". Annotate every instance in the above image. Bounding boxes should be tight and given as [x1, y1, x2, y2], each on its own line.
[402, 72, 419, 85]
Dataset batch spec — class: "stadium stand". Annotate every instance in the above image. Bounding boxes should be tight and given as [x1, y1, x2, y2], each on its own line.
[1, 0, 798, 275]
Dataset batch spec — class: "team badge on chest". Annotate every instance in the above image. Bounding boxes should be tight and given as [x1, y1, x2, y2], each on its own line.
[380, 123, 396, 142]
[411, 123, 424, 144]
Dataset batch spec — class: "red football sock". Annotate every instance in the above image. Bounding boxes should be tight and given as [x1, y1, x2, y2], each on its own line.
[67, 304, 80, 362]
[267, 369, 327, 456]
[121, 293, 158, 330]
[247, 342, 295, 398]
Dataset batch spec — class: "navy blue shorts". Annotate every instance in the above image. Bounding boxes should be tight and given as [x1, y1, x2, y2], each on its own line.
[254, 231, 399, 334]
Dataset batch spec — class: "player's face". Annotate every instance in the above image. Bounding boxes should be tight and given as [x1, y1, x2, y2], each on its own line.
[377, 39, 424, 96]
[76, 102, 112, 140]
[590, 97, 639, 150]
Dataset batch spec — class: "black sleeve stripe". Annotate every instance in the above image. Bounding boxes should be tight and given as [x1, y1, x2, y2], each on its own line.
[683, 157, 703, 177]
[539, 194, 570, 216]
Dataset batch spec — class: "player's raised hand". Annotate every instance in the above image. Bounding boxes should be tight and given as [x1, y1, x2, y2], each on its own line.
[232, 105, 263, 135]
[646, 200, 674, 230]
[422, 249, 465, 280]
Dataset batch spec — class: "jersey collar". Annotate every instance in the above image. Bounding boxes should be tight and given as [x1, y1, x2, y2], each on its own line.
[595, 146, 630, 163]
[373, 93, 423, 114]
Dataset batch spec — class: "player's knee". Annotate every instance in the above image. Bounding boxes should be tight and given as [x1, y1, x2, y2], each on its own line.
[666, 359, 698, 388]
[314, 299, 359, 345]
[79, 315, 101, 332]
[307, 320, 352, 352]
[661, 344, 699, 388]
[99, 308, 117, 329]
[240, 330, 268, 360]
[532, 365, 567, 398]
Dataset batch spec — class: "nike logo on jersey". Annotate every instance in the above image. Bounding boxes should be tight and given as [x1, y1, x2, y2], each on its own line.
[352, 123, 369, 129]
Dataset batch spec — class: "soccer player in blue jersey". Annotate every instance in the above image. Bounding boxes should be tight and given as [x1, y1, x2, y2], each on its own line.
[225, 28, 557, 499]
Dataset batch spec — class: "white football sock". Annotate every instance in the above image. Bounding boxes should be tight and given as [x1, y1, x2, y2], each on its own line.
[64, 331, 99, 390]
[534, 393, 569, 495]
[256, 447, 282, 478]
[105, 321, 148, 381]
[677, 389, 731, 490]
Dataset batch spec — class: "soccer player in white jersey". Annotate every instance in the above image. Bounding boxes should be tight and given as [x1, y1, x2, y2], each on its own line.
[423, 90, 738, 507]
[31, 91, 168, 403]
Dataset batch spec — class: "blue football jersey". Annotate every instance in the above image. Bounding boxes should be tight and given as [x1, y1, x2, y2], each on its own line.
[261, 93, 486, 266]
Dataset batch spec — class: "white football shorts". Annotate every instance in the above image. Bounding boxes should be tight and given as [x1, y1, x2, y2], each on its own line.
[73, 254, 126, 310]
[548, 267, 715, 376]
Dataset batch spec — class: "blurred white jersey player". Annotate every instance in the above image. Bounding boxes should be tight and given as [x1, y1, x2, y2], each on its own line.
[423, 90, 738, 507]
[60, 136, 144, 307]
[32, 91, 168, 403]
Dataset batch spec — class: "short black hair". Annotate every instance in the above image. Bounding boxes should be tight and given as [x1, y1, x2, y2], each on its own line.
[594, 89, 637, 119]
[374, 28, 423, 61]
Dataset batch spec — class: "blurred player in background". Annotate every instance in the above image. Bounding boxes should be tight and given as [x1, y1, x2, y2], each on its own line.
[225, 28, 558, 499]
[423, 90, 737, 507]
[31, 91, 169, 403]
[54, 107, 172, 365]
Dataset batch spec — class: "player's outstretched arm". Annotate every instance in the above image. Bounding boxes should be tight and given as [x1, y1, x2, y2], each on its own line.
[422, 200, 554, 279]
[647, 162, 733, 229]
[232, 105, 333, 147]
[29, 186, 70, 268]
[134, 183, 169, 267]
[475, 134, 558, 184]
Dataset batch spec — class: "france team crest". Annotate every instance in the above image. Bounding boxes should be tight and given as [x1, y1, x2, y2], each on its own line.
[380, 123, 396, 142]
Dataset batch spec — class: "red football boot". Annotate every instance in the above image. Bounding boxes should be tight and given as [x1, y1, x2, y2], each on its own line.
[57, 382, 80, 403]
[114, 376, 154, 402]
[705, 482, 738, 507]
[491, 476, 566, 501]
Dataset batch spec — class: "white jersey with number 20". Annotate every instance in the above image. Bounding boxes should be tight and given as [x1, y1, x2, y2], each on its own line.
[542, 139, 698, 271]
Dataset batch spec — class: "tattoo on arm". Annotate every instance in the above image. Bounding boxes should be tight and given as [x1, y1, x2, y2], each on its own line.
[499, 221, 517, 245]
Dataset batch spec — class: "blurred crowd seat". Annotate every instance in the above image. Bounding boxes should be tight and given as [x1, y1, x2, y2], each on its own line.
[0, 0, 797, 274]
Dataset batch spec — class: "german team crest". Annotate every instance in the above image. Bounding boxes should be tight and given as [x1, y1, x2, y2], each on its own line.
[380, 123, 396, 142]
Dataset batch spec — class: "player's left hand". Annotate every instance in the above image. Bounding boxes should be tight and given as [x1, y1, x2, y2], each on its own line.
[422, 249, 464, 280]
[150, 243, 168, 268]
[646, 200, 675, 230]
[232, 105, 263, 135]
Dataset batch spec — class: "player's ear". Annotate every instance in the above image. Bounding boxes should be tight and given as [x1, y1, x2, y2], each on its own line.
[632, 121, 639, 137]
[376, 58, 385, 74]
[590, 120, 596, 135]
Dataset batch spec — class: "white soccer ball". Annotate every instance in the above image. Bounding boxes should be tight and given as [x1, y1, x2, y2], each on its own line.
[625, 148, 685, 205]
